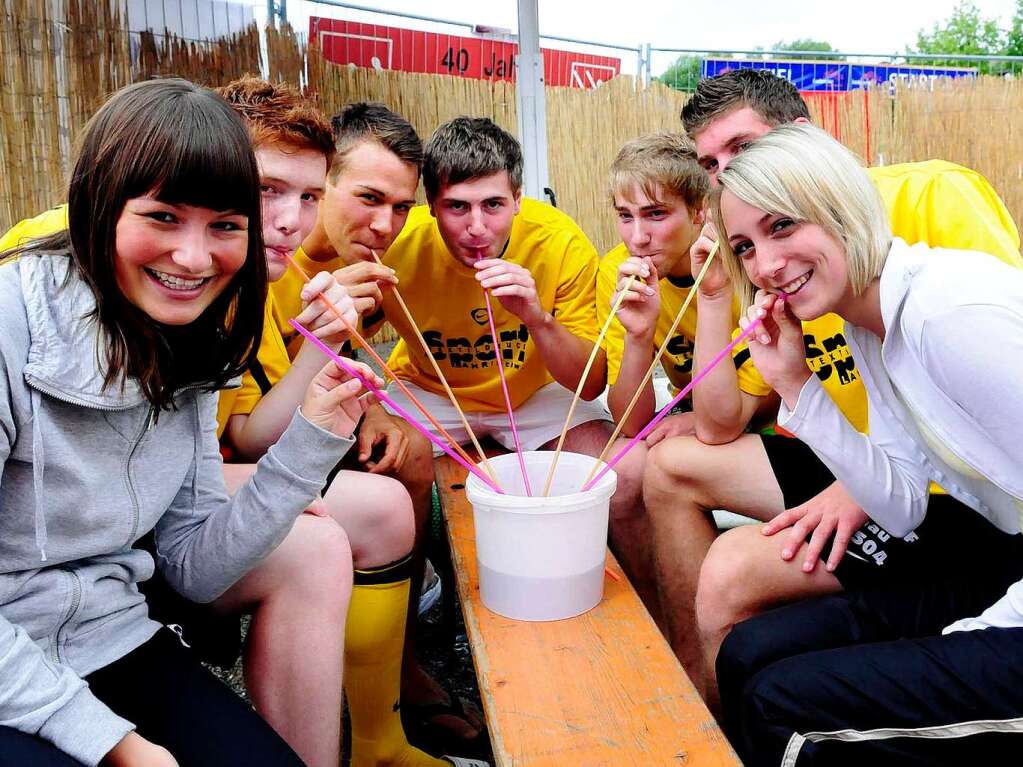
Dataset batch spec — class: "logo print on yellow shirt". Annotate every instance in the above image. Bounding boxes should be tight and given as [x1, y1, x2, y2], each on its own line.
[423, 325, 530, 370]
[470, 308, 489, 326]
[805, 332, 858, 386]
[666, 334, 695, 375]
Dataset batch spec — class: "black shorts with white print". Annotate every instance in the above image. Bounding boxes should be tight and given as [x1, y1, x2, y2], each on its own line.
[760, 433, 1022, 589]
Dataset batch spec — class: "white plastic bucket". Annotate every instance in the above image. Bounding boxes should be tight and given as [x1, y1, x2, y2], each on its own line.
[465, 451, 617, 621]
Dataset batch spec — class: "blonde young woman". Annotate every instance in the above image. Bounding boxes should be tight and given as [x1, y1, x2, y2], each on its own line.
[711, 123, 1023, 766]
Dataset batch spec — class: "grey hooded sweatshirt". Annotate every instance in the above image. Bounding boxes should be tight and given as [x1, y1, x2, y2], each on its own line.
[0, 253, 355, 765]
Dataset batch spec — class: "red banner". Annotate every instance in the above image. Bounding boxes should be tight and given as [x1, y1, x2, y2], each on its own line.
[310, 17, 621, 89]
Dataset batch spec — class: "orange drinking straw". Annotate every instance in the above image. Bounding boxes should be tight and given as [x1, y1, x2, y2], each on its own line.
[369, 250, 499, 485]
[284, 253, 481, 473]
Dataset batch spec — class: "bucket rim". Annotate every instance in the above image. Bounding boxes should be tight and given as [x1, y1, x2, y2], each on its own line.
[464, 451, 617, 511]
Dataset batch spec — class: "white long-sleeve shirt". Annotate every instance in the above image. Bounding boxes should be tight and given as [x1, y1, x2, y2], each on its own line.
[778, 238, 1023, 630]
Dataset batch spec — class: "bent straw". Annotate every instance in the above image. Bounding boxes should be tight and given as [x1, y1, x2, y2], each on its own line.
[477, 250, 532, 496]
[284, 254, 482, 474]
[541, 274, 638, 496]
[291, 320, 504, 494]
[582, 243, 720, 487]
[582, 311, 771, 492]
[370, 250, 498, 484]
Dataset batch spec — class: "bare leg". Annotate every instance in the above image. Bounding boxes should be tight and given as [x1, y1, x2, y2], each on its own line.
[214, 506, 353, 767]
[643, 434, 786, 698]
[696, 524, 842, 712]
[217, 463, 419, 767]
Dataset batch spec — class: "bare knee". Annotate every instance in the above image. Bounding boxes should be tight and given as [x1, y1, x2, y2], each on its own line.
[695, 526, 766, 641]
[281, 517, 353, 605]
[394, 428, 435, 499]
[324, 473, 415, 567]
[608, 439, 646, 524]
[644, 436, 717, 513]
[558, 418, 612, 456]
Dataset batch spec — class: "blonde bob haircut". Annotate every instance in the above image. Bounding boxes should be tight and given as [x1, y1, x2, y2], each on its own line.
[713, 123, 891, 311]
[609, 131, 708, 212]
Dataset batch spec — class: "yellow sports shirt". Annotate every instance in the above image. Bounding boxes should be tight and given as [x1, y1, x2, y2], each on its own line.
[0, 205, 68, 251]
[738, 159, 1022, 437]
[597, 242, 741, 391]
[215, 293, 292, 438]
[0, 204, 293, 440]
[270, 245, 347, 350]
[381, 199, 600, 412]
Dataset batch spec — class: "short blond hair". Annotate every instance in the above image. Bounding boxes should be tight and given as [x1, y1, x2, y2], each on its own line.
[713, 123, 891, 311]
[609, 132, 708, 211]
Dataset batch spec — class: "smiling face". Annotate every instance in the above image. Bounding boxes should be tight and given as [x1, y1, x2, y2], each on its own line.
[256, 145, 327, 282]
[720, 188, 851, 320]
[430, 171, 521, 267]
[113, 195, 250, 326]
[694, 106, 777, 187]
[613, 182, 702, 278]
[319, 140, 419, 265]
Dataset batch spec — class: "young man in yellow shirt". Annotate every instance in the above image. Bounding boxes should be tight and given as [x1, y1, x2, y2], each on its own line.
[643, 68, 1023, 705]
[376, 117, 610, 454]
[595, 132, 740, 614]
[282, 105, 491, 758]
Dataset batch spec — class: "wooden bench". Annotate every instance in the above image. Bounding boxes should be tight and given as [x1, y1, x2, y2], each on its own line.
[434, 455, 741, 767]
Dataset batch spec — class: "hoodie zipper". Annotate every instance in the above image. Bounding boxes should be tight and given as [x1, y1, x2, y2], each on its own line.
[52, 568, 82, 664]
[124, 404, 157, 546]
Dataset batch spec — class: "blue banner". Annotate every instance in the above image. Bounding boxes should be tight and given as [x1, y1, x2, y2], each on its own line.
[701, 58, 976, 92]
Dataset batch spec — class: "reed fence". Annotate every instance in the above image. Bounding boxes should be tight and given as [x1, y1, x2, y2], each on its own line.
[3, 1, 1022, 260]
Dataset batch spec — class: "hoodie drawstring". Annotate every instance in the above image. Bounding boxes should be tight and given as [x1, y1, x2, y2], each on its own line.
[30, 389, 48, 562]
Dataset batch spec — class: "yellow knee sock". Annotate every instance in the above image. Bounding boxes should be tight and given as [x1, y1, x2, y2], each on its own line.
[345, 555, 448, 767]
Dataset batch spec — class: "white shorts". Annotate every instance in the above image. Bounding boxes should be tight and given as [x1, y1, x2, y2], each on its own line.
[381, 380, 611, 457]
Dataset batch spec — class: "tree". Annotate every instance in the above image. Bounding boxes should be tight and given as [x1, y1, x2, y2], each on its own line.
[1005, 0, 1023, 57]
[772, 38, 845, 61]
[657, 55, 701, 92]
[911, 0, 1005, 73]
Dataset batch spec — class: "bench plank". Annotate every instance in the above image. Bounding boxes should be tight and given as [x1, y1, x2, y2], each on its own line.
[435, 456, 741, 767]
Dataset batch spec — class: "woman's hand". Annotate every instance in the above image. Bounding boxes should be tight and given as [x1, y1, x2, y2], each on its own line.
[613, 256, 659, 339]
[102, 732, 178, 767]
[295, 271, 358, 349]
[762, 482, 870, 573]
[301, 360, 382, 438]
[740, 289, 810, 406]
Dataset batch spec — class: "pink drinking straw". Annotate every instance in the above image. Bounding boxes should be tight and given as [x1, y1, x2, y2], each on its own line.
[290, 319, 504, 494]
[583, 313, 770, 492]
[477, 249, 533, 496]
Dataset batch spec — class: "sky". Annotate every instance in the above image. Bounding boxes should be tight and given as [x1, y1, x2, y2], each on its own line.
[279, 0, 1021, 75]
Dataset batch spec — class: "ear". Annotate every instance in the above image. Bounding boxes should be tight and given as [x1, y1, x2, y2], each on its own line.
[427, 200, 437, 218]
[512, 189, 522, 214]
[693, 206, 705, 226]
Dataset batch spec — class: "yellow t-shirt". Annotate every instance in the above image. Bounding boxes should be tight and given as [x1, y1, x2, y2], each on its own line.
[737, 160, 1022, 437]
[381, 199, 600, 412]
[597, 242, 740, 391]
[215, 293, 292, 438]
[0, 204, 295, 441]
[269, 245, 348, 352]
[0, 205, 68, 251]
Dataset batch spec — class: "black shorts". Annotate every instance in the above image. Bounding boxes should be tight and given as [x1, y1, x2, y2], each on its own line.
[759, 434, 1022, 590]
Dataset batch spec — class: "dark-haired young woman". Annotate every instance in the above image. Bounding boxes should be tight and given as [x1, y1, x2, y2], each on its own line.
[0, 78, 372, 767]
